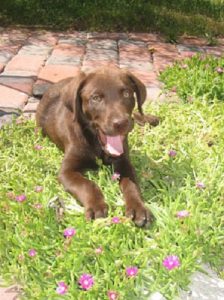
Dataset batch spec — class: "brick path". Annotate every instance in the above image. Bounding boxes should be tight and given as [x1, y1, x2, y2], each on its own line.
[0, 28, 223, 126]
[0, 29, 224, 299]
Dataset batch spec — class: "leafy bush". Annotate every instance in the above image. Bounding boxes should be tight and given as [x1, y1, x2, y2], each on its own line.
[160, 54, 224, 102]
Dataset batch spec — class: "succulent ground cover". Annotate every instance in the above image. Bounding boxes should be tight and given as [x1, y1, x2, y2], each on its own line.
[0, 54, 223, 299]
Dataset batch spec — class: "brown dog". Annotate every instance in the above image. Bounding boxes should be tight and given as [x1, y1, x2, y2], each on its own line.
[36, 67, 159, 227]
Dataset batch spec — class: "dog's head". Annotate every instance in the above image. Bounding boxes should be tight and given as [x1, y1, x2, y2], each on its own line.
[65, 67, 147, 156]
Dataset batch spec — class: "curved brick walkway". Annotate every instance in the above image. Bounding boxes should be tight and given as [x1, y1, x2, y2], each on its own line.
[0, 28, 223, 126]
[0, 29, 224, 299]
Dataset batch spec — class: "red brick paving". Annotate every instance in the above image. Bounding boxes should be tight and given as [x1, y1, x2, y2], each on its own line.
[0, 29, 222, 117]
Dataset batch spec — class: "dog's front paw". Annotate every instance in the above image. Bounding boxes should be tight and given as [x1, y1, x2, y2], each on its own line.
[126, 202, 154, 227]
[85, 201, 108, 220]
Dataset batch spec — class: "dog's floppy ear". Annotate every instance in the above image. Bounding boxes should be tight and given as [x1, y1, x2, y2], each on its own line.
[125, 70, 147, 115]
[61, 71, 86, 113]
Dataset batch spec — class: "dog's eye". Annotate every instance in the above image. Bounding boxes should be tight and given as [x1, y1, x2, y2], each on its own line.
[123, 90, 130, 98]
[91, 95, 102, 102]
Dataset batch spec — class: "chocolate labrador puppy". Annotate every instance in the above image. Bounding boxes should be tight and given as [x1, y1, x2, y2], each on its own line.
[36, 67, 159, 227]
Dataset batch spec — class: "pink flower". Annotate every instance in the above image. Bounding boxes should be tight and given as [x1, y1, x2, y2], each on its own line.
[95, 247, 103, 254]
[63, 227, 76, 238]
[15, 194, 26, 202]
[34, 144, 43, 150]
[33, 203, 43, 209]
[28, 249, 37, 257]
[196, 181, 206, 189]
[34, 186, 43, 192]
[111, 217, 120, 224]
[163, 255, 180, 270]
[78, 274, 94, 290]
[111, 172, 120, 181]
[176, 210, 190, 218]
[56, 282, 68, 295]
[108, 290, 119, 300]
[215, 67, 223, 74]
[168, 150, 177, 157]
[126, 266, 138, 277]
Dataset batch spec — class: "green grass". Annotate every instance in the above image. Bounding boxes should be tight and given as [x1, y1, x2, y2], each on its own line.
[1, 0, 224, 40]
[0, 54, 224, 299]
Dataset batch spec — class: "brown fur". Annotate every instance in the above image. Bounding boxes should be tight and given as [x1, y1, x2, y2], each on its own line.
[36, 67, 159, 227]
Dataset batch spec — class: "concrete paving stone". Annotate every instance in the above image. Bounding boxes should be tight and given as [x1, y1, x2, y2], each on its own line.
[179, 264, 224, 300]
[0, 51, 13, 64]
[150, 42, 178, 56]
[119, 60, 153, 71]
[87, 39, 118, 51]
[32, 80, 51, 97]
[0, 76, 34, 95]
[119, 40, 150, 60]
[58, 31, 87, 40]
[87, 32, 128, 40]
[27, 96, 41, 103]
[23, 101, 39, 113]
[203, 46, 224, 57]
[18, 44, 52, 56]
[119, 39, 146, 47]
[58, 37, 87, 46]
[52, 43, 85, 57]
[0, 43, 21, 55]
[4, 55, 46, 77]
[47, 55, 82, 66]
[148, 292, 166, 300]
[128, 33, 164, 43]
[127, 69, 159, 87]
[0, 85, 28, 111]
[85, 49, 118, 61]
[154, 58, 177, 72]
[82, 60, 118, 72]
[119, 50, 151, 62]
[177, 44, 205, 54]
[28, 33, 58, 47]
[0, 63, 4, 73]
[38, 65, 79, 83]
[178, 36, 208, 46]
[146, 86, 166, 102]
[0, 112, 19, 129]
[8, 29, 30, 42]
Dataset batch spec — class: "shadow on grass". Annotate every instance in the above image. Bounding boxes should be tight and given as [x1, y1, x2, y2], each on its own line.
[1, 1, 224, 39]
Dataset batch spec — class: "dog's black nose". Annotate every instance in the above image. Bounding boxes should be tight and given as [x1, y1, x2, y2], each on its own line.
[113, 118, 129, 131]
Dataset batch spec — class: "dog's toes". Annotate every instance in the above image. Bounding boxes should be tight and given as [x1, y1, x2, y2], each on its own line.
[85, 202, 108, 220]
[133, 112, 160, 127]
[125, 208, 135, 220]
[144, 114, 160, 127]
[126, 203, 154, 228]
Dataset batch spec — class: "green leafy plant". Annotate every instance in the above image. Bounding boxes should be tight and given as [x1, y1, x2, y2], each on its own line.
[160, 54, 224, 102]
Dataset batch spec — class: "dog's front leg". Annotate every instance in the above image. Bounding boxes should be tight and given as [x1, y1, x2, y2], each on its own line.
[113, 157, 153, 227]
[58, 149, 108, 220]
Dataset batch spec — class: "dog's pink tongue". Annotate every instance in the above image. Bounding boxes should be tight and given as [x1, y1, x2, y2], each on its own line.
[105, 136, 124, 156]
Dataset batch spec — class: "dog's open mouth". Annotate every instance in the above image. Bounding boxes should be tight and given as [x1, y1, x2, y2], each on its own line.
[98, 130, 125, 157]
